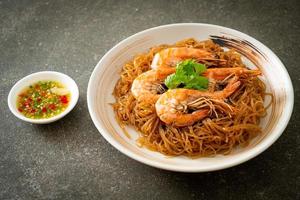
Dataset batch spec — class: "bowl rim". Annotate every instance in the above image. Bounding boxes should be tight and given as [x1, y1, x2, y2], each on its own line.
[8, 71, 79, 124]
[87, 23, 294, 172]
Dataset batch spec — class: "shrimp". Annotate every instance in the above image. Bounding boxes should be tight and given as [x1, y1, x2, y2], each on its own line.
[151, 47, 216, 70]
[203, 67, 261, 81]
[155, 77, 241, 126]
[151, 46, 260, 77]
[131, 67, 260, 101]
[131, 69, 172, 101]
[156, 66, 261, 82]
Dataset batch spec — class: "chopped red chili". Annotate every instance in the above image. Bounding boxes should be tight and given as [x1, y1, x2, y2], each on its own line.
[60, 95, 68, 104]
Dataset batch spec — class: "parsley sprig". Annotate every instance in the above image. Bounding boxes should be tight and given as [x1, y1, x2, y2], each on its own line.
[164, 59, 209, 90]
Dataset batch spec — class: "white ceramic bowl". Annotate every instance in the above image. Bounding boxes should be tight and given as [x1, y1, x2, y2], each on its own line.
[8, 71, 79, 124]
[87, 23, 294, 172]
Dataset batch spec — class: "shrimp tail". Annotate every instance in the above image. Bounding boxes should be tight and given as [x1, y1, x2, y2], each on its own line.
[222, 78, 241, 99]
[244, 69, 261, 77]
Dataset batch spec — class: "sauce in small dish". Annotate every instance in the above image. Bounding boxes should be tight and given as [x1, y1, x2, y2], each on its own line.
[8, 71, 79, 124]
[17, 81, 70, 119]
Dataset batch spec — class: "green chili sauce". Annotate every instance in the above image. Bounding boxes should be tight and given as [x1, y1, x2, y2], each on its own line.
[17, 81, 70, 119]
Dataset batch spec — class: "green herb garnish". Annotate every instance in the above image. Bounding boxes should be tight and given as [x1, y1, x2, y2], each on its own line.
[164, 59, 209, 90]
